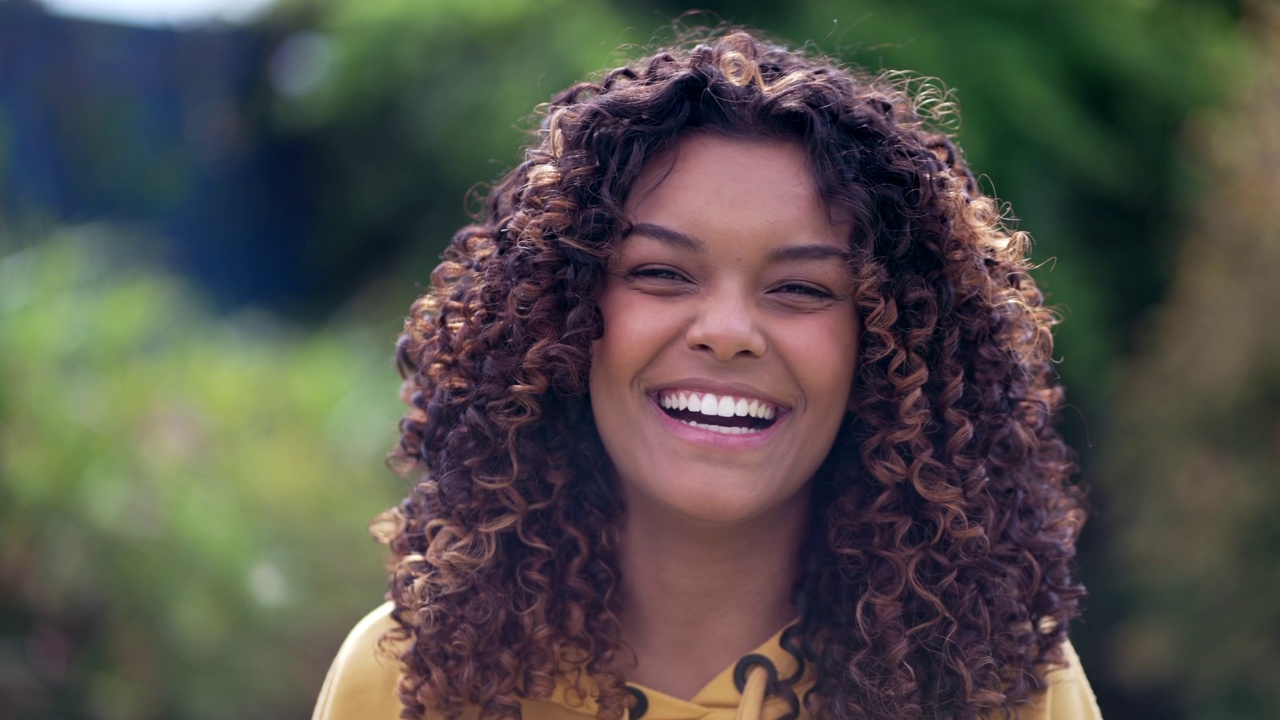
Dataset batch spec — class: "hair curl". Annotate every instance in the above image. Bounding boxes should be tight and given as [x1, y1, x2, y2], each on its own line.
[383, 29, 1086, 720]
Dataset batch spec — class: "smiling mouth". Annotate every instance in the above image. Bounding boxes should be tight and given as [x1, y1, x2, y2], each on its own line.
[656, 390, 780, 435]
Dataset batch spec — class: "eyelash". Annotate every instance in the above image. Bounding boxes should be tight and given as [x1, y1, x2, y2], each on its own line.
[626, 268, 835, 300]
[628, 267, 686, 282]
[775, 283, 834, 299]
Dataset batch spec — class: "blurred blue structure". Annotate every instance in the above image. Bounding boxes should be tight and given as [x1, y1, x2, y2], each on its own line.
[0, 0, 314, 309]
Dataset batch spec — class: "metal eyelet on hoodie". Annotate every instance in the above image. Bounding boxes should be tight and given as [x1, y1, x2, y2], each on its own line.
[626, 685, 649, 719]
[733, 654, 779, 720]
[732, 653, 779, 692]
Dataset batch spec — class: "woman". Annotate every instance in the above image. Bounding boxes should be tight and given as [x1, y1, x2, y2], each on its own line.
[313, 30, 1099, 720]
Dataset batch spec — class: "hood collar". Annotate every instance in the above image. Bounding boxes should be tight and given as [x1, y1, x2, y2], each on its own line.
[533, 622, 810, 720]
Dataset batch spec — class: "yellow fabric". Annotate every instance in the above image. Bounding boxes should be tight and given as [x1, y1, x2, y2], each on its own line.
[313, 603, 1103, 720]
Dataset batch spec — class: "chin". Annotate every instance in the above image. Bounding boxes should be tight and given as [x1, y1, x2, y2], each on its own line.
[636, 472, 808, 528]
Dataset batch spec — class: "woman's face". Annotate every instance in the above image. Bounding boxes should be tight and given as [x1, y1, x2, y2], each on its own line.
[589, 134, 859, 526]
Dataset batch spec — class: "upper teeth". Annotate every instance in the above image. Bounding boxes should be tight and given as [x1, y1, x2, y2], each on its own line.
[658, 391, 776, 420]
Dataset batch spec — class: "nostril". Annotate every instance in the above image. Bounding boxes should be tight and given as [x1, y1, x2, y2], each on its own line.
[685, 311, 767, 360]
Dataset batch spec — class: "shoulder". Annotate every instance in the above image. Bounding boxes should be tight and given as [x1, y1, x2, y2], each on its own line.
[1013, 639, 1104, 720]
[312, 602, 405, 720]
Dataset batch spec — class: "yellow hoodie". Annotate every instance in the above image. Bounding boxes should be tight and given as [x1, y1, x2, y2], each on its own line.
[312, 603, 1101, 720]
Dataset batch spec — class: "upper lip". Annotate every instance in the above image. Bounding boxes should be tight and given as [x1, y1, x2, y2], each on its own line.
[648, 379, 792, 411]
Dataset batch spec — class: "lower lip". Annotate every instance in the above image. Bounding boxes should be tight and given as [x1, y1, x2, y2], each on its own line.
[649, 397, 787, 450]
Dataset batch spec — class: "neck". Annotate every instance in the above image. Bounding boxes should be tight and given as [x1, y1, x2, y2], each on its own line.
[614, 490, 809, 700]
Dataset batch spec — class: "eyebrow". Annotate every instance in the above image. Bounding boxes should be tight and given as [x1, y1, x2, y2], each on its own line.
[627, 222, 853, 264]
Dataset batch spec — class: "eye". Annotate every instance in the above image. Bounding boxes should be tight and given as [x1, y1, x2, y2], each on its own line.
[626, 266, 689, 283]
[622, 265, 695, 296]
[773, 282, 835, 300]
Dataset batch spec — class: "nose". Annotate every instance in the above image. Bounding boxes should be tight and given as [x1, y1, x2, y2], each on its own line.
[685, 287, 767, 361]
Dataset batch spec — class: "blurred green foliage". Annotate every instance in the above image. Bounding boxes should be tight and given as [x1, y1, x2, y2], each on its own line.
[1098, 8, 1280, 718]
[262, 0, 650, 308]
[0, 226, 403, 719]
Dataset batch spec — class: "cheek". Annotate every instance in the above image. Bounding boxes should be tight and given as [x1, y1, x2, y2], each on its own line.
[791, 315, 858, 389]
[589, 295, 628, 389]
[587, 337, 618, 404]
[588, 290, 655, 410]
[793, 326, 859, 432]
[591, 288, 682, 381]
[588, 286, 622, 385]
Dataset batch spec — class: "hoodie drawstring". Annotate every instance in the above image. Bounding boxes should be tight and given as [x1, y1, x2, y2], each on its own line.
[734, 663, 769, 720]
[733, 654, 778, 720]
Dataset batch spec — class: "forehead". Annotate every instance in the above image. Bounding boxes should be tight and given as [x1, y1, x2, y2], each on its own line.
[622, 134, 851, 253]
[627, 134, 820, 212]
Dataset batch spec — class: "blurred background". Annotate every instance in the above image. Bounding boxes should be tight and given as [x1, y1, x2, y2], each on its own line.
[1, 0, 1277, 717]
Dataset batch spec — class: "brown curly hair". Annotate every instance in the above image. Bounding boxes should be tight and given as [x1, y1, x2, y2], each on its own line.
[383, 29, 1086, 720]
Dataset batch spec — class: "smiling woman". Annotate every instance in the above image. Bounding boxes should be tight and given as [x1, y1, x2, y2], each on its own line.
[591, 137, 859, 536]
[312, 29, 1099, 720]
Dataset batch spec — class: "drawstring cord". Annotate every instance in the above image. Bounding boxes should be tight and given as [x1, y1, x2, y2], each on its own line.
[733, 654, 779, 720]
[734, 663, 770, 720]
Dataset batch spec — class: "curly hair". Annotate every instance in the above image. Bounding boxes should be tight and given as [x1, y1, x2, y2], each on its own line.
[383, 29, 1086, 720]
